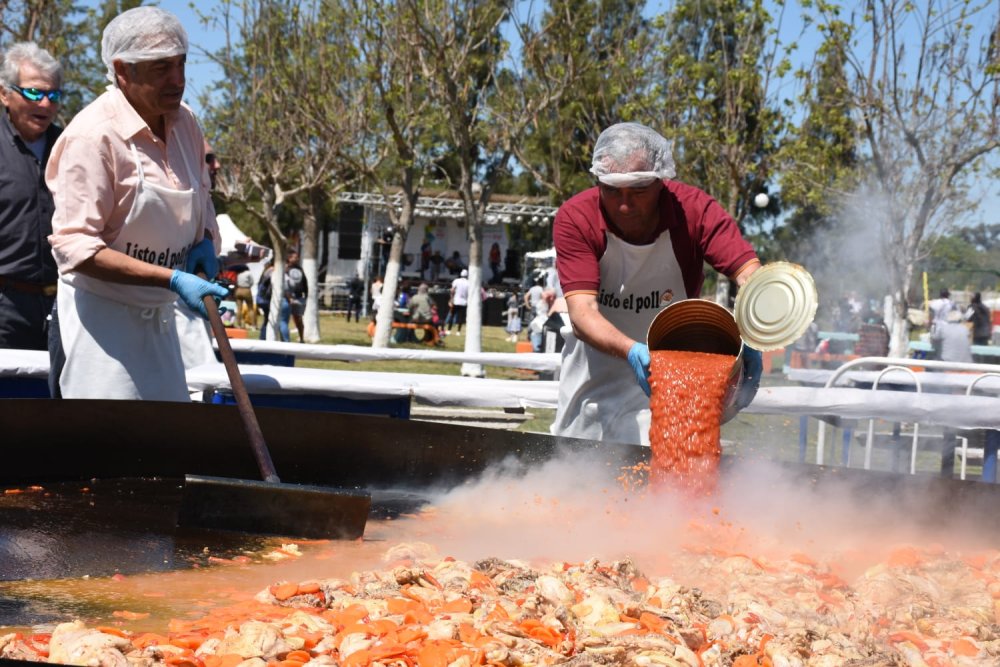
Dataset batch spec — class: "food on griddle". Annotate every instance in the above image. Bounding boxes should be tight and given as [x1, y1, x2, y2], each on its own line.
[3, 541, 998, 665]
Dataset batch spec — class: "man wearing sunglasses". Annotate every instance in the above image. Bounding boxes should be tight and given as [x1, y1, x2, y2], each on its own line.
[45, 6, 226, 401]
[0, 42, 63, 353]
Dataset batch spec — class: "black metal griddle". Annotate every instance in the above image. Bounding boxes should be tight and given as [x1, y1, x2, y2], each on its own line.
[4, 398, 1000, 588]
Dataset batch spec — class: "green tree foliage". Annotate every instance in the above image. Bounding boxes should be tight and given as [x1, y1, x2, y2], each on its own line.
[204, 0, 348, 342]
[1, 0, 142, 118]
[512, 0, 661, 203]
[655, 0, 788, 235]
[809, 0, 1000, 355]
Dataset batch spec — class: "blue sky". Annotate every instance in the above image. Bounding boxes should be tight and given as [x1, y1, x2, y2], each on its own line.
[144, 0, 997, 224]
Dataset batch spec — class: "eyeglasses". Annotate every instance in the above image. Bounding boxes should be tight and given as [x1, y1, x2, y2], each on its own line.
[8, 84, 62, 104]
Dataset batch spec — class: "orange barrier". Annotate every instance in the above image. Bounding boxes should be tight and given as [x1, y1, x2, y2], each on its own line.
[225, 327, 249, 339]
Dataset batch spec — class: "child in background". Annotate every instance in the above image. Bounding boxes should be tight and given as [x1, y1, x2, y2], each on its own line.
[504, 293, 521, 343]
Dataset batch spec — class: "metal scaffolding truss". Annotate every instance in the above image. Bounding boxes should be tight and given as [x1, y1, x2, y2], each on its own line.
[337, 191, 557, 226]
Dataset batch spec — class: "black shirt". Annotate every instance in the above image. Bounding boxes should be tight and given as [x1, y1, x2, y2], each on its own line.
[0, 111, 61, 283]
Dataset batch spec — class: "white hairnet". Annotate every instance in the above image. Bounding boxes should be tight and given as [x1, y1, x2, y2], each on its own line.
[101, 6, 188, 84]
[590, 122, 676, 186]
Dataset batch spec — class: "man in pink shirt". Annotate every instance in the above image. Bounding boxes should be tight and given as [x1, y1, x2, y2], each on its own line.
[46, 6, 227, 400]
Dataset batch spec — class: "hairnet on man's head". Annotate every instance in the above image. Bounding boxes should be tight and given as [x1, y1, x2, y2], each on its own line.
[590, 122, 676, 187]
[101, 6, 188, 84]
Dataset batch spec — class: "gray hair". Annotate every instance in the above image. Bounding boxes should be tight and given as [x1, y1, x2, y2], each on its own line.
[0, 42, 63, 89]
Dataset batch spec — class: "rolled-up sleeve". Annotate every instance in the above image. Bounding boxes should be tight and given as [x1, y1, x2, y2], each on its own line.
[46, 134, 116, 273]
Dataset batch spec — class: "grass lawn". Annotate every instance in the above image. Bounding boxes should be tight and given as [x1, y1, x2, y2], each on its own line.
[277, 312, 973, 478]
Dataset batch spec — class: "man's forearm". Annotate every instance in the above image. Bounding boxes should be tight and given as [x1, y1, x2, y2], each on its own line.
[74, 248, 174, 288]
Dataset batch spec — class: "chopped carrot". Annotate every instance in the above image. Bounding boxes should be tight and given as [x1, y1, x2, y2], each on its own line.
[202, 655, 245, 667]
[163, 656, 203, 667]
[95, 626, 130, 639]
[458, 623, 482, 645]
[888, 630, 930, 652]
[396, 626, 427, 645]
[950, 637, 979, 657]
[886, 546, 923, 569]
[270, 583, 300, 601]
[440, 598, 473, 614]
[132, 633, 170, 649]
[387, 597, 422, 615]
[732, 656, 764, 667]
[297, 582, 321, 595]
[630, 576, 650, 593]
[283, 650, 312, 663]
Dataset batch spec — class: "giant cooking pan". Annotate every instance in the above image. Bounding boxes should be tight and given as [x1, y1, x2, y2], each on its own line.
[4, 398, 1000, 582]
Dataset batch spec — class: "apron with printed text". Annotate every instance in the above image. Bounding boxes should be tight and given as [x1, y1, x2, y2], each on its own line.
[58, 134, 204, 400]
[551, 231, 687, 445]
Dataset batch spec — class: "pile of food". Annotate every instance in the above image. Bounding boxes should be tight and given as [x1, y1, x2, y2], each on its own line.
[3, 538, 999, 666]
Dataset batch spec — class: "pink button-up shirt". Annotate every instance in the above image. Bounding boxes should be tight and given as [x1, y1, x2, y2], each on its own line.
[46, 87, 219, 273]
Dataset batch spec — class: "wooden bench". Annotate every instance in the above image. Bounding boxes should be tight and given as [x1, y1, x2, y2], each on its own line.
[366, 320, 440, 346]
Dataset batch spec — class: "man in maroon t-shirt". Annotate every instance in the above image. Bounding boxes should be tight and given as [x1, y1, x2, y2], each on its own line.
[551, 122, 762, 444]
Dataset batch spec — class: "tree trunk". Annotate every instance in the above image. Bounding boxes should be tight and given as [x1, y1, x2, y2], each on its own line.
[265, 229, 287, 342]
[302, 188, 322, 343]
[461, 220, 485, 378]
[372, 228, 409, 348]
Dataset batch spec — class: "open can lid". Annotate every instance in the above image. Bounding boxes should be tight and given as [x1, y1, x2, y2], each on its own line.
[733, 262, 818, 351]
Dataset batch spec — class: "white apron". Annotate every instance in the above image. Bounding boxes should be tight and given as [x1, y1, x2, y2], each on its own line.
[551, 231, 687, 445]
[58, 135, 203, 401]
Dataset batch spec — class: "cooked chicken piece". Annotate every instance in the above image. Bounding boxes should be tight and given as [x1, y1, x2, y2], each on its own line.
[48, 621, 132, 667]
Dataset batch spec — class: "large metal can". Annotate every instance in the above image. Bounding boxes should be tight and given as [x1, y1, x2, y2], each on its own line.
[646, 299, 745, 424]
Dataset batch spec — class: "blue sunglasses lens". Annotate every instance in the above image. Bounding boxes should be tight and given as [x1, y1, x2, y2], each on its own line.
[12, 85, 62, 103]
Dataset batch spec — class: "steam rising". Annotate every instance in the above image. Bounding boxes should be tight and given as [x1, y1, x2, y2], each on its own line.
[399, 448, 992, 577]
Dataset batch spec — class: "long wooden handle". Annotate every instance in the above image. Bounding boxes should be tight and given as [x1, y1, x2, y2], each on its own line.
[202, 291, 280, 483]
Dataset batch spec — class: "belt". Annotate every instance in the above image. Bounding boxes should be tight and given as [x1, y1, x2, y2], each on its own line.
[0, 276, 58, 296]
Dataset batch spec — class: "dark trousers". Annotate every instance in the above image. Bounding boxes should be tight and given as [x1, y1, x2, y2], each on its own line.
[0, 287, 53, 351]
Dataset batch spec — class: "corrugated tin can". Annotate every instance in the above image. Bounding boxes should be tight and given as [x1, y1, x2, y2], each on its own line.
[646, 299, 745, 424]
[734, 262, 818, 352]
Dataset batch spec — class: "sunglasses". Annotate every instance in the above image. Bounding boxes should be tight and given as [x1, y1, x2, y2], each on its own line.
[9, 84, 62, 103]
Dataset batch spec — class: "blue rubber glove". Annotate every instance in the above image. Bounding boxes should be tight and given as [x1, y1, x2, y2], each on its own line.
[185, 238, 220, 280]
[627, 342, 652, 397]
[735, 345, 763, 411]
[169, 270, 229, 319]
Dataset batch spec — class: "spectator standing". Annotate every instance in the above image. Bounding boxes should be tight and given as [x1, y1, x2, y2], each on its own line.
[234, 264, 255, 329]
[0, 42, 63, 352]
[965, 292, 992, 345]
[504, 292, 521, 342]
[283, 250, 307, 342]
[528, 287, 556, 352]
[932, 308, 973, 363]
[429, 250, 444, 281]
[489, 242, 502, 284]
[256, 259, 288, 341]
[370, 275, 383, 321]
[446, 268, 470, 336]
[444, 251, 465, 276]
[346, 275, 363, 322]
[929, 288, 954, 330]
